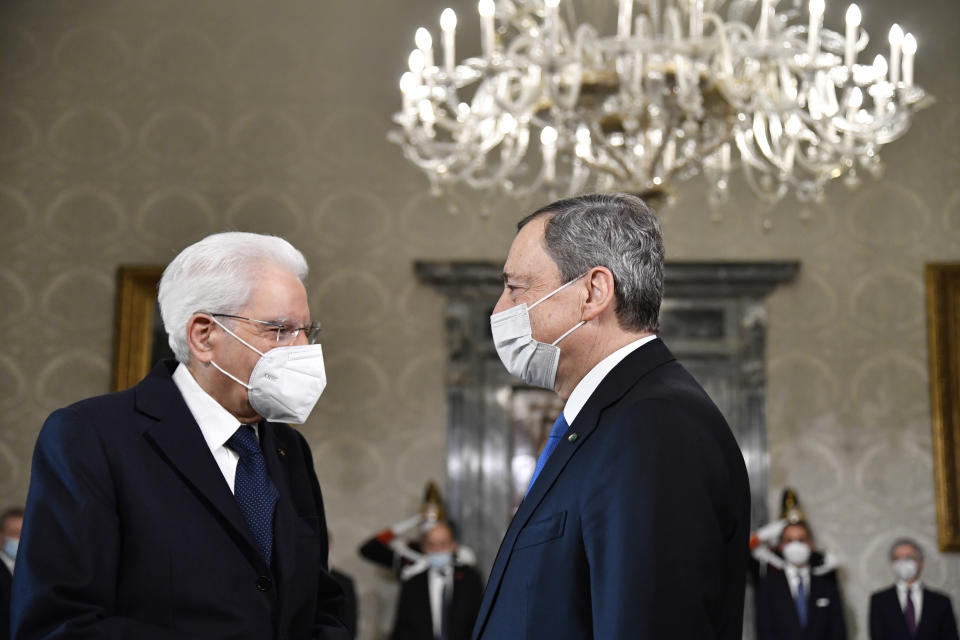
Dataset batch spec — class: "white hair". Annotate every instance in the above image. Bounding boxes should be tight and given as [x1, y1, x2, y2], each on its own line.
[157, 232, 309, 363]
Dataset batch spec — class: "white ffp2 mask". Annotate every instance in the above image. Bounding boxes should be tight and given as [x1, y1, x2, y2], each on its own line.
[892, 558, 919, 582]
[210, 318, 327, 424]
[782, 541, 812, 567]
[489, 275, 585, 390]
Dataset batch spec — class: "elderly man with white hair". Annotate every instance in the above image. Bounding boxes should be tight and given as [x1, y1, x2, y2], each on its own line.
[12, 232, 349, 639]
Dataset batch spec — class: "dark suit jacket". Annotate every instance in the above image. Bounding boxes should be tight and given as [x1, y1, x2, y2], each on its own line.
[756, 568, 846, 640]
[390, 564, 483, 640]
[329, 568, 357, 640]
[11, 360, 347, 640]
[1, 562, 10, 640]
[472, 338, 751, 640]
[869, 585, 959, 640]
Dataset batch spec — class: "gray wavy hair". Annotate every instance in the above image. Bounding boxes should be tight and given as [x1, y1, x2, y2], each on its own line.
[157, 232, 309, 363]
[889, 537, 924, 562]
[518, 193, 664, 333]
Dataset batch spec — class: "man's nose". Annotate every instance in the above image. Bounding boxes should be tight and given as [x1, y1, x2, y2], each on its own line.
[492, 291, 511, 315]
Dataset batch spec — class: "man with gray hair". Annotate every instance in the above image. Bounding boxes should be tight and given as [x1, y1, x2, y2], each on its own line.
[473, 193, 750, 639]
[13, 232, 348, 639]
[869, 538, 958, 639]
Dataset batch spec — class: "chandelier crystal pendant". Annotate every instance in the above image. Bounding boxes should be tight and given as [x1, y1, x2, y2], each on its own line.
[390, 0, 931, 205]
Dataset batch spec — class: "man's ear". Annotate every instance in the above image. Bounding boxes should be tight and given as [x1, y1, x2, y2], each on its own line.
[581, 266, 616, 322]
[186, 314, 216, 364]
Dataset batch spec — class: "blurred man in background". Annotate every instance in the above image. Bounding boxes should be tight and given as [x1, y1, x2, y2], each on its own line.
[869, 538, 959, 640]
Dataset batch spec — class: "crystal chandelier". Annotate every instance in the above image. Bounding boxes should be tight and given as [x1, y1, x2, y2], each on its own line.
[390, 0, 931, 204]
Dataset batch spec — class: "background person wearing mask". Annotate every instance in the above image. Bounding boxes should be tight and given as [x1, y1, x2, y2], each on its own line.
[756, 521, 847, 640]
[11, 232, 347, 639]
[0, 507, 23, 640]
[360, 516, 482, 640]
[869, 538, 959, 640]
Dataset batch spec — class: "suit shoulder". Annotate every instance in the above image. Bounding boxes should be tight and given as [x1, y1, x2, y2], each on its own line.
[870, 585, 896, 599]
[65, 387, 136, 417]
[41, 388, 136, 439]
[925, 588, 954, 606]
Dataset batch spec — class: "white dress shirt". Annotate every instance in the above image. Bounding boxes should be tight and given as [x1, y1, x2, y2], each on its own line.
[0, 549, 14, 574]
[172, 363, 256, 494]
[785, 564, 811, 601]
[562, 335, 658, 425]
[897, 580, 924, 623]
[428, 566, 451, 638]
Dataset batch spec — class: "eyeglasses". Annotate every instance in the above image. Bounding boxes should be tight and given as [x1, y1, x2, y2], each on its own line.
[211, 314, 322, 346]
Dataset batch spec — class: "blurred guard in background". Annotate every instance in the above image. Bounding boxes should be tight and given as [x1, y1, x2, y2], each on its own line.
[360, 483, 483, 640]
[754, 489, 847, 640]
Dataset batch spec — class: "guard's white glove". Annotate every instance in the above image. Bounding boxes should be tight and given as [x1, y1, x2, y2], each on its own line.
[390, 514, 424, 537]
[754, 519, 787, 546]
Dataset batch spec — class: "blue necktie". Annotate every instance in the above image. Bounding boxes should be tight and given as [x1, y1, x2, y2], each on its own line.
[795, 578, 808, 628]
[227, 425, 279, 565]
[526, 413, 569, 496]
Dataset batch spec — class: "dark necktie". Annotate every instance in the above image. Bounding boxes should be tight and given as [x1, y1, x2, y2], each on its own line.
[439, 568, 453, 640]
[904, 587, 917, 637]
[226, 424, 279, 565]
[526, 413, 569, 496]
[795, 577, 808, 628]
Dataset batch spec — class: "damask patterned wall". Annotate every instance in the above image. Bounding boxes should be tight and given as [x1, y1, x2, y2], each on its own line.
[0, 1, 957, 638]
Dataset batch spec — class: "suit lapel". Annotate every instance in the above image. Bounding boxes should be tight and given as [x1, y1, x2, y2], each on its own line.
[135, 361, 268, 575]
[261, 424, 298, 600]
[884, 586, 914, 637]
[773, 571, 804, 631]
[474, 339, 676, 637]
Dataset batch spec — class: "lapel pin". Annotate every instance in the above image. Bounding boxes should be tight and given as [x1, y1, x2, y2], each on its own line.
[568, 433, 578, 442]
[277, 448, 286, 457]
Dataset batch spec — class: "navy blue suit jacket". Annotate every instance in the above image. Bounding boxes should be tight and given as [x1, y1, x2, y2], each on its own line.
[472, 338, 751, 639]
[11, 360, 347, 640]
[756, 568, 847, 640]
[869, 585, 959, 640]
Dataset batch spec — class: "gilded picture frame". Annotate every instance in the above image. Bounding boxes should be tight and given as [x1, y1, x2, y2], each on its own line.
[111, 265, 169, 391]
[926, 263, 960, 552]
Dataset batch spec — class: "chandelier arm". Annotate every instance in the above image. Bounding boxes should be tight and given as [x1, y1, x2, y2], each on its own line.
[587, 122, 632, 181]
[703, 12, 735, 74]
[666, 132, 733, 182]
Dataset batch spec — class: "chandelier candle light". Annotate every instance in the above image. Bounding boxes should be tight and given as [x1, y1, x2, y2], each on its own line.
[391, 0, 930, 206]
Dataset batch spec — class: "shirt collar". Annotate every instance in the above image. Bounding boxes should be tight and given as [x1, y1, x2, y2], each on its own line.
[785, 563, 810, 581]
[563, 335, 658, 425]
[897, 580, 923, 594]
[172, 363, 247, 450]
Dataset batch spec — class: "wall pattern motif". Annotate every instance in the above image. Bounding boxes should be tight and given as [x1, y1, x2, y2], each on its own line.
[0, 1, 958, 638]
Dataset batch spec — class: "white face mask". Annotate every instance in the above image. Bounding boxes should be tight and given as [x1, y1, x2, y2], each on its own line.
[489, 275, 586, 390]
[426, 551, 453, 570]
[783, 541, 812, 567]
[892, 558, 919, 582]
[210, 317, 327, 424]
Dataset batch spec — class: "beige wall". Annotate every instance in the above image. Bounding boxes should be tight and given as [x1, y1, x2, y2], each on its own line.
[1, 1, 958, 638]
